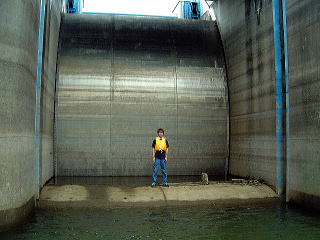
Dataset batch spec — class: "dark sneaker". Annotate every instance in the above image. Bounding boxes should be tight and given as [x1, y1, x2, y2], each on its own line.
[151, 183, 156, 187]
[162, 184, 169, 187]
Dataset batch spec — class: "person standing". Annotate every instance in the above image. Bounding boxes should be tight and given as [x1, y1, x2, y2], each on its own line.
[151, 128, 169, 187]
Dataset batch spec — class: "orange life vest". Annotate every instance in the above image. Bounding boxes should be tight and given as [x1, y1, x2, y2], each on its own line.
[155, 137, 167, 151]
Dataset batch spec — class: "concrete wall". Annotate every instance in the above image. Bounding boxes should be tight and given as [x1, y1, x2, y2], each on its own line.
[0, 0, 40, 228]
[55, 15, 228, 176]
[0, 0, 62, 230]
[41, 0, 62, 186]
[286, 0, 320, 209]
[214, 0, 277, 187]
[214, 0, 320, 208]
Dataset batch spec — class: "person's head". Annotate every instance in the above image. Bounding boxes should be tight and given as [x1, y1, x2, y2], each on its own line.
[157, 128, 164, 138]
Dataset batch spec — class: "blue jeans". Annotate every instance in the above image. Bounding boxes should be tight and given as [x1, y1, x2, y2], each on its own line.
[152, 158, 168, 185]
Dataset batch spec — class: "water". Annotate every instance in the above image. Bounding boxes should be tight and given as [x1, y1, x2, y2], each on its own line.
[1, 205, 320, 240]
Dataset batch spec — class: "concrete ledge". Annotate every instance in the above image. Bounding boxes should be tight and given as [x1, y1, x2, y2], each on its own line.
[38, 182, 279, 209]
[288, 190, 320, 212]
[0, 197, 34, 232]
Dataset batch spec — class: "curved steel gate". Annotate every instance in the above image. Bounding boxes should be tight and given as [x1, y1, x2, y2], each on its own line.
[55, 14, 228, 176]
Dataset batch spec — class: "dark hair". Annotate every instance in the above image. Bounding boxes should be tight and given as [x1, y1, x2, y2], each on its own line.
[157, 128, 164, 134]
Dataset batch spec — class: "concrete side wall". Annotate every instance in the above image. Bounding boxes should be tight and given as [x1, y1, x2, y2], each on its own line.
[55, 15, 228, 176]
[0, 0, 62, 230]
[41, 0, 62, 186]
[0, 0, 40, 227]
[0, 0, 40, 211]
[214, 0, 277, 186]
[286, 0, 320, 208]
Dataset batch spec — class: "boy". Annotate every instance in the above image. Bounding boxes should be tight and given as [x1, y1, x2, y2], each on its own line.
[151, 128, 169, 187]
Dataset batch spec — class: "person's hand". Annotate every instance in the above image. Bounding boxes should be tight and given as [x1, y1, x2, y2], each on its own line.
[165, 157, 168, 162]
[153, 156, 155, 162]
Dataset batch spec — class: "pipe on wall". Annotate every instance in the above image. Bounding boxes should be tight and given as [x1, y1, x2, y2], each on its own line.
[34, 0, 46, 198]
[272, 0, 289, 196]
[272, 0, 284, 196]
[282, 0, 290, 202]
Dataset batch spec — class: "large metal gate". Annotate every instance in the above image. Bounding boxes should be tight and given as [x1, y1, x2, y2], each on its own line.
[54, 14, 228, 176]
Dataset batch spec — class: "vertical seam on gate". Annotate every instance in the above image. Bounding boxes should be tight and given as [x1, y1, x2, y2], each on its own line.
[110, 15, 115, 175]
[169, 20, 179, 153]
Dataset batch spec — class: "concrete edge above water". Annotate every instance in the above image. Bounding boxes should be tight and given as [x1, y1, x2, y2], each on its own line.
[288, 190, 320, 212]
[38, 182, 280, 209]
[0, 197, 34, 232]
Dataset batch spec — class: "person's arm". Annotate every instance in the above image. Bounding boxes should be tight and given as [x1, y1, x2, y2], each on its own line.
[152, 139, 156, 161]
[165, 139, 169, 161]
[152, 147, 156, 161]
[165, 148, 169, 161]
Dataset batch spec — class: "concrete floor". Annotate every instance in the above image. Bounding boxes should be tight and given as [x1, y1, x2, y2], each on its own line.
[38, 181, 279, 209]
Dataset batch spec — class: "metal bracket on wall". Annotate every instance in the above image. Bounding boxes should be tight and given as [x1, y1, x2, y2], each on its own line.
[172, 0, 202, 18]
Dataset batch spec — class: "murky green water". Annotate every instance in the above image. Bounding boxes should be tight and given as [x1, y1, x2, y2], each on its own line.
[1, 205, 320, 240]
